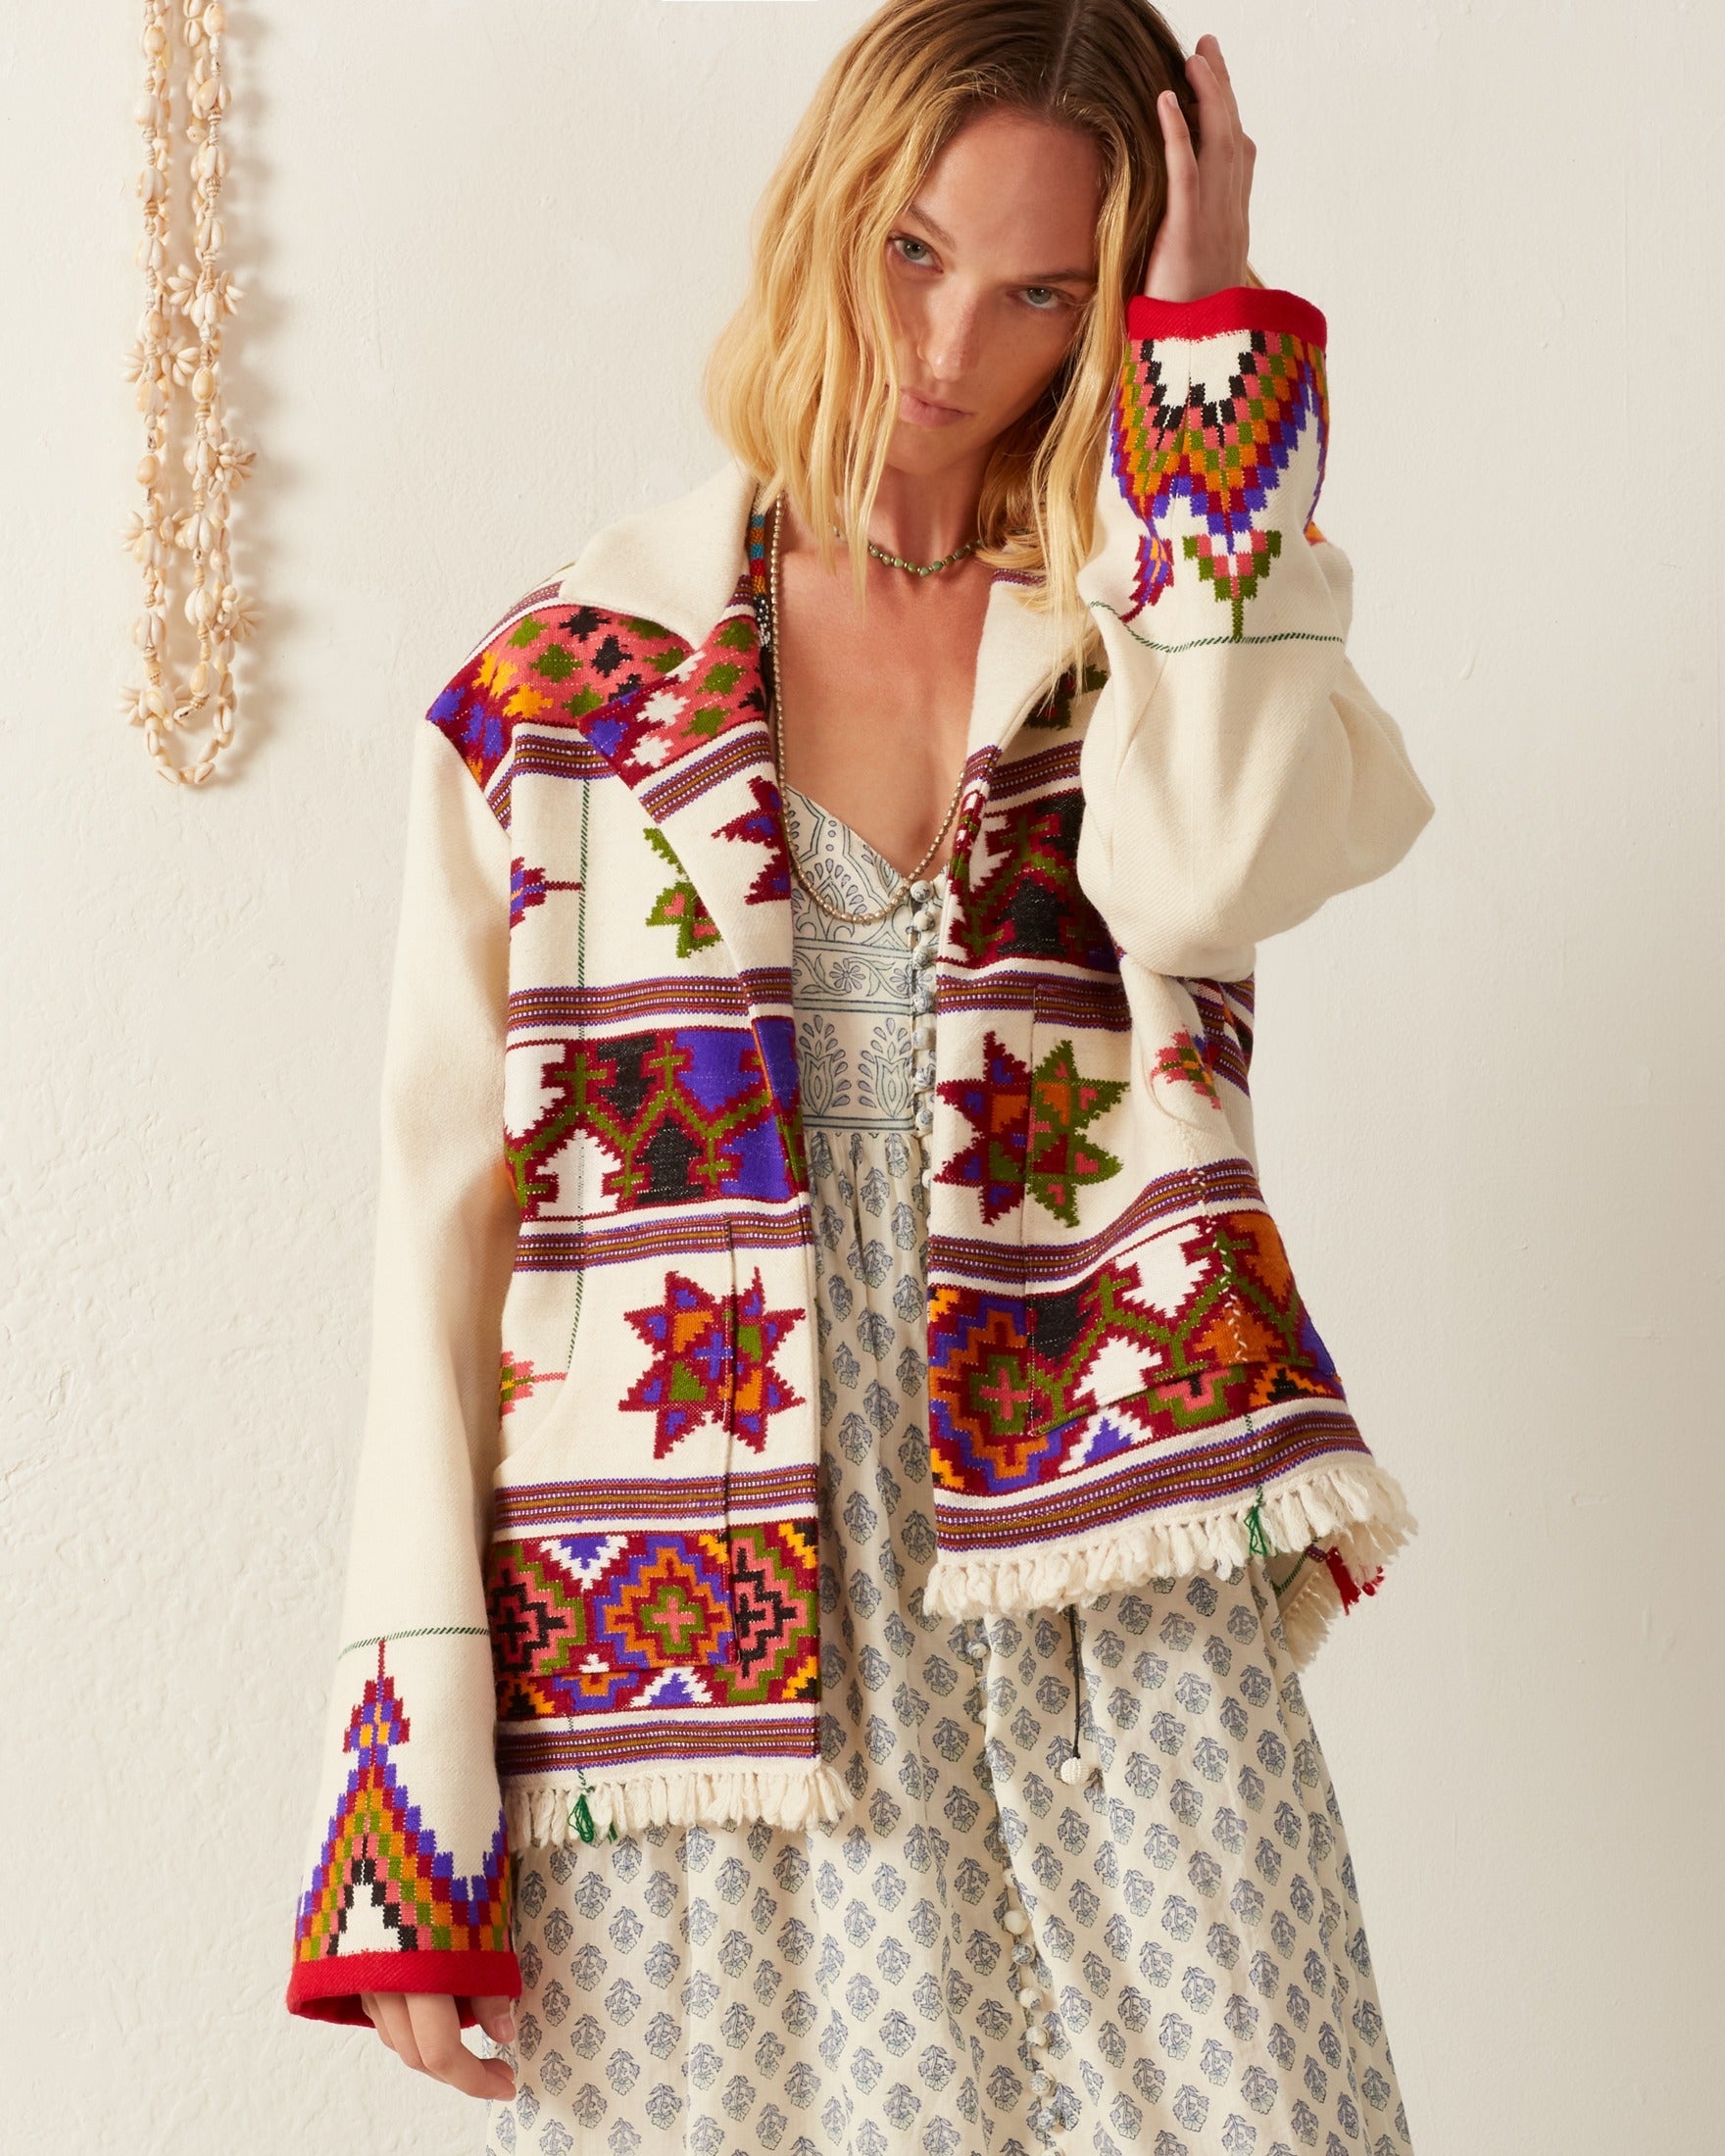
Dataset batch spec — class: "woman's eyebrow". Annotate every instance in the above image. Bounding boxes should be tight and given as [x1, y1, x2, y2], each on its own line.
[903, 200, 1098, 286]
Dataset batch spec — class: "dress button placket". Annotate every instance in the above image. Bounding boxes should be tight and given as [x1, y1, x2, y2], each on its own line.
[998, 1886, 1062, 2146]
[926, 869, 1063, 2145]
[909, 876, 941, 1191]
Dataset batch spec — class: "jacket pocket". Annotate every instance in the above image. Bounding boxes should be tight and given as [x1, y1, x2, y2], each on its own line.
[485, 1229, 755, 1712]
[1017, 966, 1274, 1435]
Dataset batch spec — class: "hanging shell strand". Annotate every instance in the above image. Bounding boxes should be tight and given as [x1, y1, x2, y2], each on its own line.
[122, 0, 257, 785]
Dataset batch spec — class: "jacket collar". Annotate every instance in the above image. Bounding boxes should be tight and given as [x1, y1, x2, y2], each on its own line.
[556, 454, 1085, 770]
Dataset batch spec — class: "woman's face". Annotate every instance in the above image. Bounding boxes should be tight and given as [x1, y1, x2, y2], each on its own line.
[882, 107, 1103, 473]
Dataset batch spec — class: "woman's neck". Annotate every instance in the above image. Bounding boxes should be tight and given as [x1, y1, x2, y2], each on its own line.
[854, 456, 987, 564]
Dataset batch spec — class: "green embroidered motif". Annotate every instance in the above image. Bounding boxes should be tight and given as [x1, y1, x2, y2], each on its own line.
[644, 827, 720, 956]
[1182, 524, 1282, 642]
[680, 616, 758, 738]
[1028, 1038, 1128, 1225]
[1023, 655, 1109, 730]
[939, 1030, 1126, 1228]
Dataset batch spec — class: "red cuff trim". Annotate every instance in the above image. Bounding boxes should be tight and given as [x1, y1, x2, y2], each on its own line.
[1125, 286, 1326, 348]
[285, 1948, 521, 2028]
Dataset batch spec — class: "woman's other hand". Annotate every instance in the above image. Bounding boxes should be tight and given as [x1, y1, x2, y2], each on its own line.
[1141, 32, 1256, 303]
[359, 1990, 518, 2102]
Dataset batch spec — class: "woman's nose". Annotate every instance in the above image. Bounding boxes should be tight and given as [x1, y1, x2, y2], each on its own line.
[917, 291, 983, 380]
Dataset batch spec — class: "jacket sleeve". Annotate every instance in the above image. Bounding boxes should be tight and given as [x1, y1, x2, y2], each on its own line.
[284, 699, 521, 2025]
[1073, 285, 1435, 983]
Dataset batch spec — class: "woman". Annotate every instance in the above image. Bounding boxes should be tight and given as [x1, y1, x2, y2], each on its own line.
[284, 4, 1434, 2151]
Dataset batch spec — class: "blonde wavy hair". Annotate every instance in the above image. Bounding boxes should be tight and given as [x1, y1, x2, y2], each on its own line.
[702, 0, 1263, 697]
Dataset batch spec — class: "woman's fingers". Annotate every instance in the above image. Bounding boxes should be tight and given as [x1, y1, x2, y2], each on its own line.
[1192, 36, 1256, 231]
[1185, 50, 1237, 176]
[1157, 85, 1200, 213]
[369, 1992, 424, 2072]
[358, 1993, 516, 2101]
[1143, 36, 1254, 300]
[359, 1993, 395, 2052]
[1194, 34, 1244, 145]
[404, 1992, 517, 2102]
[471, 1993, 518, 2048]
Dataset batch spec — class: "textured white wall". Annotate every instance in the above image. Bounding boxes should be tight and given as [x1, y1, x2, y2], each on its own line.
[2, 2, 1719, 2149]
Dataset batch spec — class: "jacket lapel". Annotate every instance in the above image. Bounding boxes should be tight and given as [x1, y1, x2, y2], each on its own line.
[551, 456, 1087, 981]
[553, 460, 789, 980]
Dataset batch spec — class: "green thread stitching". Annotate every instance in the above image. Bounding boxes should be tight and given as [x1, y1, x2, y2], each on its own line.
[337, 1624, 488, 1661]
[1085, 600, 1344, 656]
[1269, 1549, 1312, 1603]
[564, 779, 593, 1365]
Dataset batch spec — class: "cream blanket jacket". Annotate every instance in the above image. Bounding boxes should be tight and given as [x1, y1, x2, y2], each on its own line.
[285, 284, 1435, 2023]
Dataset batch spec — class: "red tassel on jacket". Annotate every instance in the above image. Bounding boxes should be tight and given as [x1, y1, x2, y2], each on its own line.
[1323, 1544, 1384, 1611]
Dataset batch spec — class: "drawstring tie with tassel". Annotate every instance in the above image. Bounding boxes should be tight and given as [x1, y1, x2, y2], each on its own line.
[1245, 1485, 1386, 1612]
[1059, 1606, 1101, 1788]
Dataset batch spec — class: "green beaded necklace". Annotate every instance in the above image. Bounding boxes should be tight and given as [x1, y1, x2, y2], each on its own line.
[856, 529, 978, 576]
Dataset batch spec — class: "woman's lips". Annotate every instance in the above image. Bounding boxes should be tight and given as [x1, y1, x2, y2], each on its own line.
[900, 387, 967, 427]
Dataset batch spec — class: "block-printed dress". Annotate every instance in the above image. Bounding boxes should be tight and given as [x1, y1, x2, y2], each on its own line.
[481, 784, 1415, 2156]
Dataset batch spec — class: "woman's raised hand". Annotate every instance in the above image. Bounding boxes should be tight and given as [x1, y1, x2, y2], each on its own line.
[1141, 32, 1256, 305]
[359, 1990, 518, 2102]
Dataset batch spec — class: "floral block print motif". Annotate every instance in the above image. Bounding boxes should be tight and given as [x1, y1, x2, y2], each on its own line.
[289, 1643, 512, 2015]
[1111, 306, 1328, 637]
[927, 1209, 1349, 1500]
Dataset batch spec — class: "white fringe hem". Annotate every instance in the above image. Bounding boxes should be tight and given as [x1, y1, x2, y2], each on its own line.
[504, 1762, 852, 1847]
[921, 1457, 1417, 1670]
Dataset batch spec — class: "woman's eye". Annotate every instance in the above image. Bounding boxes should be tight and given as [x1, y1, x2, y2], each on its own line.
[893, 235, 933, 265]
[1023, 286, 1061, 311]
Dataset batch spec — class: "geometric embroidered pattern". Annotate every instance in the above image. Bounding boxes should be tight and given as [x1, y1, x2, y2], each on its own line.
[499, 1350, 548, 1417]
[577, 612, 765, 790]
[1021, 652, 1110, 732]
[927, 1209, 1345, 1494]
[715, 772, 792, 908]
[484, 1518, 819, 1715]
[1176, 974, 1257, 1097]
[508, 1027, 791, 1215]
[618, 1267, 805, 1457]
[1111, 325, 1328, 638]
[1152, 1025, 1223, 1107]
[428, 606, 690, 810]
[292, 1643, 511, 1962]
[643, 827, 721, 956]
[946, 786, 1117, 973]
[937, 1030, 1126, 1227]
[509, 857, 582, 930]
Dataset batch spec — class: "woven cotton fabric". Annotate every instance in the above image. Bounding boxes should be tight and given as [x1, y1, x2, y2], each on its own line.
[480, 790, 1414, 2156]
[288, 288, 1442, 2028]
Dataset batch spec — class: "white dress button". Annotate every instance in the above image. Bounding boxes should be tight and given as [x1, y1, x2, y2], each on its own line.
[1003, 1909, 1028, 1936]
